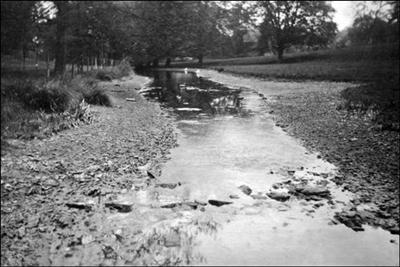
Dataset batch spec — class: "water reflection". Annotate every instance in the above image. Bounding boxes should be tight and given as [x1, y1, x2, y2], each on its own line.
[137, 70, 247, 119]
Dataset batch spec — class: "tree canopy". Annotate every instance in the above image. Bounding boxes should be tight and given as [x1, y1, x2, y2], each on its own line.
[2, 1, 398, 73]
[257, 1, 337, 59]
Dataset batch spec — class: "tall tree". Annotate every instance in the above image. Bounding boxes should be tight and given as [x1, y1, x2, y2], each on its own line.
[1, 1, 35, 67]
[257, 1, 337, 60]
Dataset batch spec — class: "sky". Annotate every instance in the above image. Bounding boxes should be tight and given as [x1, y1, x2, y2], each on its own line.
[331, 1, 357, 31]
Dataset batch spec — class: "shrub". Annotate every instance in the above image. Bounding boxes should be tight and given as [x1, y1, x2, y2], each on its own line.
[84, 88, 112, 107]
[96, 70, 114, 81]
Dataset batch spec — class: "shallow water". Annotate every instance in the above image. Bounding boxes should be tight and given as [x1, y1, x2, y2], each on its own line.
[133, 70, 399, 266]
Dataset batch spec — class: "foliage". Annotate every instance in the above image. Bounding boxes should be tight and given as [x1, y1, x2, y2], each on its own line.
[0, 1, 35, 55]
[0, 73, 114, 140]
[84, 89, 112, 107]
[346, 1, 399, 45]
[257, 1, 337, 60]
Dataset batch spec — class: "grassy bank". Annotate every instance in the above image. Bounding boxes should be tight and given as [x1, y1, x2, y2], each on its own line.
[1, 59, 132, 142]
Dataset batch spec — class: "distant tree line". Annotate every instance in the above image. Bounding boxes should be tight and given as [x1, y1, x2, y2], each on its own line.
[3, 1, 396, 75]
[336, 1, 399, 47]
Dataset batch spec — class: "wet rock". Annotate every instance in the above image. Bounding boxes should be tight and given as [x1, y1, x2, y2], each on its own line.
[146, 171, 157, 179]
[155, 182, 181, 189]
[267, 191, 290, 202]
[287, 170, 296, 176]
[54, 215, 73, 229]
[229, 194, 240, 199]
[238, 185, 252, 195]
[102, 245, 117, 259]
[194, 200, 207, 206]
[87, 188, 101, 197]
[272, 183, 280, 190]
[66, 202, 94, 211]
[160, 202, 199, 210]
[313, 203, 324, 209]
[334, 211, 365, 232]
[377, 210, 391, 219]
[251, 194, 268, 200]
[208, 199, 233, 207]
[289, 184, 331, 199]
[105, 202, 133, 212]
[389, 226, 399, 235]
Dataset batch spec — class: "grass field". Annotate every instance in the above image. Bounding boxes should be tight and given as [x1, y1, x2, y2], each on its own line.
[172, 43, 399, 82]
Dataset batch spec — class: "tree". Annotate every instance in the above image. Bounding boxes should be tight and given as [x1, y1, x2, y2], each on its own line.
[257, 1, 337, 60]
[348, 1, 399, 45]
[1, 1, 35, 68]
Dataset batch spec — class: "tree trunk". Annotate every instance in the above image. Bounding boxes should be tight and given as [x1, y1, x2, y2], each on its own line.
[71, 63, 74, 78]
[54, 3, 67, 75]
[152, 58, 159, 67]
[198, 54, 203, 65]
[277, 46, 284, 61]
[165, 57, 171, 67]
[46, 52, 50, 79]
[22, 48, 26, 71]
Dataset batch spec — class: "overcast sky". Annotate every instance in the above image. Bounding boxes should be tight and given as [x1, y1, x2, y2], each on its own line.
[331, 1, 357, 31]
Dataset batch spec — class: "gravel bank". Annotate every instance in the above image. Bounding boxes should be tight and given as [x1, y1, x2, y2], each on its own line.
[266, 89, 399, 234]
[1, 73, 177, 266]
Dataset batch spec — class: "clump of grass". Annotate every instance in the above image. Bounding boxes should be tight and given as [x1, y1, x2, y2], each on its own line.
[338, 81, 400, 131]
[83, 88, 112, 107]
[1, 73, 113, 140]
[95, 70, 114, 81]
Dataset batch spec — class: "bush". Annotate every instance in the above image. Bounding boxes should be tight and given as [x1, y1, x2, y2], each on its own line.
[95, 70, 114, 81]
[84, 88, 112, 107]
[1, 73, 112, 140]
[339, 82, 400, 131]
[93, 58, 132, 81]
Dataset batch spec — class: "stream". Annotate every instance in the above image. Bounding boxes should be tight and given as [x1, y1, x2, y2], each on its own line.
[112, 70, 399, 265]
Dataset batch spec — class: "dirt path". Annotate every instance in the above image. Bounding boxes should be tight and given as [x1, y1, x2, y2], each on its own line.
[1, 74, 177, 266]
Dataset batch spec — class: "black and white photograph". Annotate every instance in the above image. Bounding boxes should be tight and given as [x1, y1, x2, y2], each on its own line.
[1, 1, 399, 266]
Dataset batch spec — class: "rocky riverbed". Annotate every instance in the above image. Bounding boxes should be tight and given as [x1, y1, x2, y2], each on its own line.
[266, 89, 399, 235]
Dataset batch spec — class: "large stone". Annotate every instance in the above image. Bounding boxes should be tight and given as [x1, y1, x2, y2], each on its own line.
[267, 191, 290, 202]
[238, 185, 252, 195]
[208, 199, 233, 207]
[105, 202, 133, 212]
[290, 184, 331, 199]
[156, 183, 181, 189]
[66, 202, 94, 211]
[160, 202, 199, 210]
[334, 211, 365, 232]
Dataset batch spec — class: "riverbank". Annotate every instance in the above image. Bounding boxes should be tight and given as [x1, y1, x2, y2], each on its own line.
[1, 73, 177, 265]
